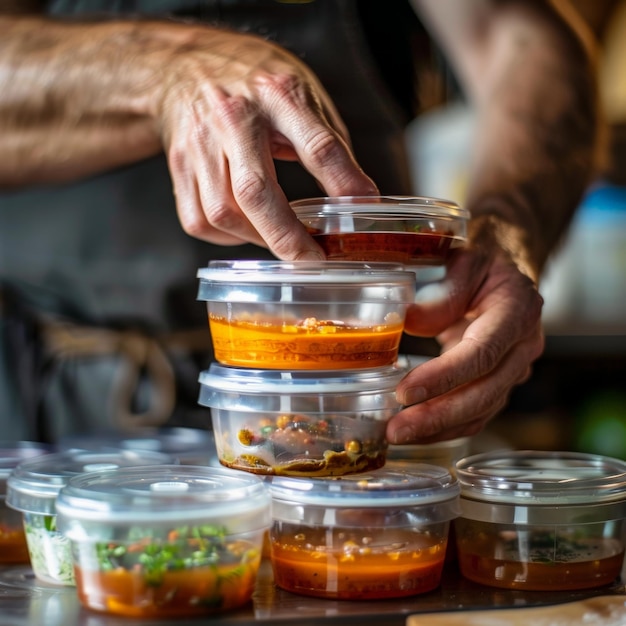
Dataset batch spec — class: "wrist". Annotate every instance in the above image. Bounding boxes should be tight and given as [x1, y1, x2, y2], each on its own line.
[466, 206, 543, 284]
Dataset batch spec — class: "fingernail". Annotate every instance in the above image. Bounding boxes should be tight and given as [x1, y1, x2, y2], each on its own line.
[403, 386, 427, 406]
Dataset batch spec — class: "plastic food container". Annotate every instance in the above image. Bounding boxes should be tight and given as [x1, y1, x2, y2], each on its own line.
[198, 362, 406, 477]
[266, 464, 460, 599]
[291, 196, 469, 266]
[55, 465, 271, 619]
[387, 437, 471, 473]
[197, 260, 416, 370]
[454, 450, 626, 591]
[6, 448, 173, 585]
[0, 442, 50, 564]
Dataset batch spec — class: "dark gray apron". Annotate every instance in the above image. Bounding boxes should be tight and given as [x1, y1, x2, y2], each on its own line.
[0, 0, 421, 442]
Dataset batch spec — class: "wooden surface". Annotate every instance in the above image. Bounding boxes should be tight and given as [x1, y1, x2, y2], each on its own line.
[407, 595, 626, 625]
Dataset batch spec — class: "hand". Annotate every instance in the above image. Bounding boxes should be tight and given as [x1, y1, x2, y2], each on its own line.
[386, 243, 545, 444]
[156, 26, 378, 259]
[0, 17, 376, 258]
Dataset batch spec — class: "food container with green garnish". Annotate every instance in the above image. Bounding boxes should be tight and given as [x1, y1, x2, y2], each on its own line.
[291, 196, 469, 268]
[198, 362, 406, 477]
[266, 463, 460, 600]
[55, 465, 271, 619]
[0, 442, 50, 565]
[454, 449, 626, 591]
[6, 448, 173, 585]
[197, 260, 416, 370]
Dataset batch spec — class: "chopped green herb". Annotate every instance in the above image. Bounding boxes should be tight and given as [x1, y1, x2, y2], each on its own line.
[95, 525, 237, 587]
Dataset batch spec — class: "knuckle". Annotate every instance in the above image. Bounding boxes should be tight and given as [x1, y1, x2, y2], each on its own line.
[471, 336, 503, 375]
[256, 71, 306, 102]
[304, 129, 341, 166]
[204, 201, 238, 230]
[232, 170, 270, 207]
[180, 213, 208, 239]
[266, 227, 298, 258]
[212, 94, 257, 129]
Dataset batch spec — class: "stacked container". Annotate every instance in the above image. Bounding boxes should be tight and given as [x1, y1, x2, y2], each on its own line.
[195, 197, 470, 600]
[196, 259, 417, 476]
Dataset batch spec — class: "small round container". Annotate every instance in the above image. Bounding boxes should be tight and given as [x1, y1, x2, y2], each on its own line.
[454, 450, 626, 591]
[387, 437, 471, 473]
[291, 196, 469, 265]
[55, 465, 271, 619]
[198, 362, 406, 477]
[196, 260, 416, 370]
[0, 442, 50, 564]
[266, 464, 460, 600]
[6, 448, 173, 585]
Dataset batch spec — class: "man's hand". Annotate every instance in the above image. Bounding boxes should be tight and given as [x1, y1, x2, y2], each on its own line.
[0, 18, 378, 260]
[156, 27, 378, 259]
[387, 235, 545, 444]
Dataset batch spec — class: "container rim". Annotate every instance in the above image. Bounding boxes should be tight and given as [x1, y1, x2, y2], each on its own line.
[6, 449, 175, 514]
[198, 362, 407, 397]
[290, 195, 470, 220]
[267, 465, 460, 510]
[456, 449, 626, 505]
[55, 465, 271, 530]
[196, 259, 416, 285]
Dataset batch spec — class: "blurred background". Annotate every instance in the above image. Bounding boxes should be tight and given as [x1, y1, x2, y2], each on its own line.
[405, 0, 626, 459]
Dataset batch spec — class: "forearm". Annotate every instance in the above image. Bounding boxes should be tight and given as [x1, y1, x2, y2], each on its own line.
[0, 16, 156, 185]
[413, 0, 606, 281]
[0, 15, 213, 186]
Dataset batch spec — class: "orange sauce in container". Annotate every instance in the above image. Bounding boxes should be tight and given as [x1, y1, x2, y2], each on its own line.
[0, 524, 30, 564]
[270, 525, 448, 600]
[267, 467, 459, 599]
[75, 554, 260, 619]
[209, 316, 404, 369]
[55, 466, 271, 619]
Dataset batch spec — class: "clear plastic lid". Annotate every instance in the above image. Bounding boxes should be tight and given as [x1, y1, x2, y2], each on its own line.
[0, 442, 51, 493]
[268, 464, 460, 526]
[198, 362, 407, 406]
[55, 465, 271, 539]
[6, 449, 174, 515]
[197, 260, 416, 301]
[290, 196, 470, 220]
[456, 450, 626, 524]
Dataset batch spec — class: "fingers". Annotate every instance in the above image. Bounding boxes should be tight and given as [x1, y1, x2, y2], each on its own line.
[210, 90, 326, 260]
[165, 54, 377, 258]
[404, 250, 486, 337]
[387, 328, 542, 444]
[167, 94, 263, 247]
[388, 250, 545, 444]
[261, 73, 378, 198]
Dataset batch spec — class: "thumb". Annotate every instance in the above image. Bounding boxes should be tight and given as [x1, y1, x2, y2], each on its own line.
[404, 250, 487, 337]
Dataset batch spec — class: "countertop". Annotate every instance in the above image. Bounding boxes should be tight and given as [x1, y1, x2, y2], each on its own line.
[1, 557, 625, 626]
